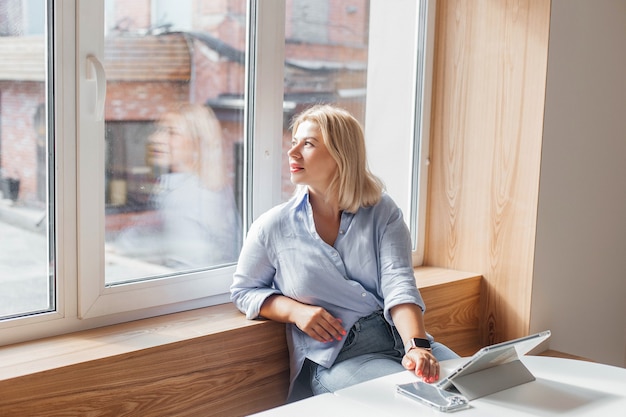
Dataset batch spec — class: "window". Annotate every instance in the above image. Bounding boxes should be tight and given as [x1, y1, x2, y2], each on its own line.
[0, 0, 54, 321]
[0, 0, 435, 345]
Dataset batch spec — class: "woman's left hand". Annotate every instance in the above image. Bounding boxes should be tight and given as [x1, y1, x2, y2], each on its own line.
[402, 348, 440, 383]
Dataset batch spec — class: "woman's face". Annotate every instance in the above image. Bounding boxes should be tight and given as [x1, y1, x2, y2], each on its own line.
[288, 120, 338, 194]
[146, 113, 196, 173]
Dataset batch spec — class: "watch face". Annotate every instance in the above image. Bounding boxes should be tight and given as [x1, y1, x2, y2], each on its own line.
[406, 338, 431, 354]
[412, 338, 431, 349]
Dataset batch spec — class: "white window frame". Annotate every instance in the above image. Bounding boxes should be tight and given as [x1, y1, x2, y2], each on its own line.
[0, 0, 435, 345]
[365, 0, 436, 265]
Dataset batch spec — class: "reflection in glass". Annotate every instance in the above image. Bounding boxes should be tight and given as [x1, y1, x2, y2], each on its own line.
[103, 1, 246, 284]
[0, 0, 53, 319]
[106, 105, 241, 282]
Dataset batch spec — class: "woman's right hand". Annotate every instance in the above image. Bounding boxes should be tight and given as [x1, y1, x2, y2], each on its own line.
[292, 305, 347, 343]
[260, 295, 347, 343]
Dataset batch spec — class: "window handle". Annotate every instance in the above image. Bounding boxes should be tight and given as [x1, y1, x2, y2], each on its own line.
[86, 54, 107, 121]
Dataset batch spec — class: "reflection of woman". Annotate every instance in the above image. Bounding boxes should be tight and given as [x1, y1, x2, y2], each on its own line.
[231, 105, 458, 402]
[116, 103, 241, 269]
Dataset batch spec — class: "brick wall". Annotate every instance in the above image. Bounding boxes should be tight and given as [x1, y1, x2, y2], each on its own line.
[0, 81, 44, 204]
[106, 81, 190, 121]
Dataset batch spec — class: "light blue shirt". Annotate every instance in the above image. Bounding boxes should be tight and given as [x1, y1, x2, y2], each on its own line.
[230, 190, 425, 393]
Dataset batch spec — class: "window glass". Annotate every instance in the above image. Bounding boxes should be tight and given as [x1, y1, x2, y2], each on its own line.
[103, 0, 245, 284]
[0, 0, 54, 319]
[281, 0, 369, 201]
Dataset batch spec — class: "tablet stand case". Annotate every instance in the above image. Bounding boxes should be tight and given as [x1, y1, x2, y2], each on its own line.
[448, 346, 536, 400]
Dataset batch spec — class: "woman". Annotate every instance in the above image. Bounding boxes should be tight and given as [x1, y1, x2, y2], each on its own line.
[230, 104, 457, 401]
[114, 103, 241, 269]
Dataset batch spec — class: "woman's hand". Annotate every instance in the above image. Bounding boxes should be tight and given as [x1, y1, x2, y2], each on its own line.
[292, 305, 347, 343]
[259, 295, 346, 343]
[402, 347, 440, 383]
[390, 303, 440, 383]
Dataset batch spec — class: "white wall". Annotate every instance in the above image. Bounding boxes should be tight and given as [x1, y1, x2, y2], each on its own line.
[531, 0, 626, 367]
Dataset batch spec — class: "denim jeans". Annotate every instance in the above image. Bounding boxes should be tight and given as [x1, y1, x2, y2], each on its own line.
[309, 310, 459, 395]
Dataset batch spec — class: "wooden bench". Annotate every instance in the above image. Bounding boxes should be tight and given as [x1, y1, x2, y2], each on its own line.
[0, 267, 482, 417]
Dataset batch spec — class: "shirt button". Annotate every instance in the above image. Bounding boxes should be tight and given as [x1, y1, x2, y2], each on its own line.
[339, 229, 345, 234]
[361, 292, 367, 297]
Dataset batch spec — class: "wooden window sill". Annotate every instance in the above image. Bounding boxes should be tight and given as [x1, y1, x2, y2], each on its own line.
[0, 303, 266, 381]
[1, 266, 481, 381]
[0, 266, 481, 416]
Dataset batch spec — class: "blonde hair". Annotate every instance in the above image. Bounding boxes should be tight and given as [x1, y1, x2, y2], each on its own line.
[167, 103, 227, 190]
[291, 104, 384, 212]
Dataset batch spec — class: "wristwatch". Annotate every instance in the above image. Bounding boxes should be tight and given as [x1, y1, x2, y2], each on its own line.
[404, 337, 432, 354]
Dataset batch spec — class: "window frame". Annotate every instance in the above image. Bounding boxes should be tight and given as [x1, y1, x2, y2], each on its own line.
[364, 0, 435, 265]
[0, 0, 436, 345]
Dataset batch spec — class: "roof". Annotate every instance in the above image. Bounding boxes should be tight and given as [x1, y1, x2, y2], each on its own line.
[0, 36, 45, 81]
[0, 34, 191, 82]
[0, 32, 366, 83]
[104, 34, 191, 82]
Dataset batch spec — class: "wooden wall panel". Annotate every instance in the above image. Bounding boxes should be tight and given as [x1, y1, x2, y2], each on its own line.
[425, 0, 551, 345]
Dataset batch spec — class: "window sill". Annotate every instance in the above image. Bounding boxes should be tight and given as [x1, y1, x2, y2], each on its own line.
[0, 266, 481, 416]
[1, 266, 481, 381]
[0, 303, 291, 416]
[0, 302, 264, 381]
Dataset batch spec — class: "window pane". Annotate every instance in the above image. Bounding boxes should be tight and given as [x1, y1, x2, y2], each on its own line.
[281, 0, 369, 201]
[0, 0, 54, 319]
[103, 0, 245, 284]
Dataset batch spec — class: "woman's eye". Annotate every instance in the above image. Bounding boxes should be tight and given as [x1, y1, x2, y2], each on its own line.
[290, 139, 314, 148]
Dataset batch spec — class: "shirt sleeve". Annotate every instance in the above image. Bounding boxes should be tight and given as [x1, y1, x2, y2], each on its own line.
[230, 219, 281, 319]
[378, 202, 426, 323]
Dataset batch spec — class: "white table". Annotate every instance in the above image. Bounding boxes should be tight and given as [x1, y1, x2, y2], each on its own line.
[251, 356, 626, 416]
[248, 392, 375, 416]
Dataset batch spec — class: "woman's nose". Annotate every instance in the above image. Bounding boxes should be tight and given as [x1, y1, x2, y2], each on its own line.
[149, 130, 168, 145]
[288, 142, 301, 158]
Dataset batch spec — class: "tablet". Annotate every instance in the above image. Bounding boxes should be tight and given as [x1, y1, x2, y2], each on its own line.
[436, 330, 551, 392]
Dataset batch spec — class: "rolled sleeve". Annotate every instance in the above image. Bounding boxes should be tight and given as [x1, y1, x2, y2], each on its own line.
[378, 205, 425, 323]
[230, 220, 281, 319]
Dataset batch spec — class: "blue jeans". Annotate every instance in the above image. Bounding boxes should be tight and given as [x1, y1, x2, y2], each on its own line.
[309, 310, 459, 395]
